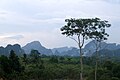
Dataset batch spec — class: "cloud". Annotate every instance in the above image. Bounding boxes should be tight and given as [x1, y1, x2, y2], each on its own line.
[0, 34, 24, 47]
[86, 0, 120, 3]
[0, 0, 119, 25]
[5, 35, 24, 40]
[0, 34, 24, 40]
[0, 28, 78, 48]
[102, 0, 120, 4]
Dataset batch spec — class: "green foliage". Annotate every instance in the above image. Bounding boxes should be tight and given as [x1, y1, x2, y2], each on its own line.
[88, 18, 111, 41]
[59, 56, 65, 61]
[30, 49, 41, 64]
[9, 50, 23, 73]
[61, 18, 92, 38]
[0, 50, 120, 80]
[22, 53, 28, 66]
[103, 60, 114, 70]
[112, 64, 120, 78]
[111, 77, 119, 80]
[49, 56, 58, 63]
[0, 55, 11, 74]
[61, 18, 111, 41]
[0, 50, 24, 79]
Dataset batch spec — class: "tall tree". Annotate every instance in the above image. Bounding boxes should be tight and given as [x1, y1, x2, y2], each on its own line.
[89, 18, 111, 80]
[9, 50, 22, 73]
[0, 55, 11, 74]
[61, 17, 111, 80]
[61, 18, 92, 80]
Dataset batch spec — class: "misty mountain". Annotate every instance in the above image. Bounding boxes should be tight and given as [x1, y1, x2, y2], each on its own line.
[84, 40, 120, 56]
[92, 49, 120, 57]
[22, 41, 53, 55]
[0, 40, 120, 57]
[23, 40, 120, 57]
[0, 44, 25, 56]
[52, 47, 74, 54]
[51, 46, 81, 56]
[63, 47, 79, 56]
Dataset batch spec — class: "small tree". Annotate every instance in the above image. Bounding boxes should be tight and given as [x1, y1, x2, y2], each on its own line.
[59, 56, 65, 63]
[30, 49, 41, 64]
[89, 18, 111, 80]
[49, 56, 58, 63]
[61, 18, 92, 80]
[22, 53, 27, 66]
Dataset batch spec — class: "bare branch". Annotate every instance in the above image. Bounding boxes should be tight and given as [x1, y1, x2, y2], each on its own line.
[69, 37, 79, 44]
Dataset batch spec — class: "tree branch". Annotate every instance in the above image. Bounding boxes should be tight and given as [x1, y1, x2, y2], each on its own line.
[69, 37, 79, 44]
[78, 34, 81, 48]
[81, 36, 85, 47]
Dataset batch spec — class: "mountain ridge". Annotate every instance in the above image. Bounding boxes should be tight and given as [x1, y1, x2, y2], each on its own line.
[0, 40, 120, 57]
[0, 44, 25, 56]
[84, 40, 120, 56]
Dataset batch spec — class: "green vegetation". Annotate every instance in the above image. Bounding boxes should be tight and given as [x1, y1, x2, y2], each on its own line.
[0, 50, 120, 80]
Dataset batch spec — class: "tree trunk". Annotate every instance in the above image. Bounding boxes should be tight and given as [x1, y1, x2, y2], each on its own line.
[80, 47, 83, 80]
[95, 50, 98, 80]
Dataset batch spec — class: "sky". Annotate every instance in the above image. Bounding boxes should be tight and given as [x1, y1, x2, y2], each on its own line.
[0, 0, 120, 48]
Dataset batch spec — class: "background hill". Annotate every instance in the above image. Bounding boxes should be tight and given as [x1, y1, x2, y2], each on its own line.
[22, 41, 53, 55]
[0, 44, 25, 56]
[84, 40, 120, 56]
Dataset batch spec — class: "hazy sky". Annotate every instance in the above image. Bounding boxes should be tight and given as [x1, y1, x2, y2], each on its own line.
[0, 0, 120, 48]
